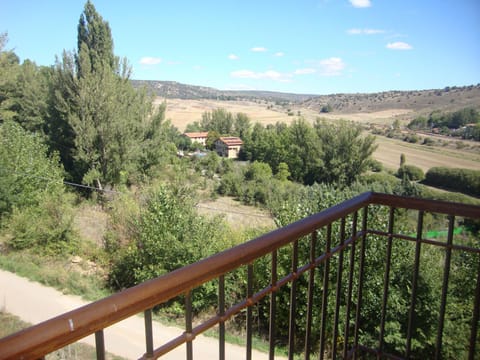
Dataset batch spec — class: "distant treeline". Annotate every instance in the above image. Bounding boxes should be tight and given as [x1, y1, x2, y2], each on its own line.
[408, 108, 480, 140]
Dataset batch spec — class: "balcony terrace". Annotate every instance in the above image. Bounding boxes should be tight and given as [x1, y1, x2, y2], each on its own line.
[0, 192, 479, 359]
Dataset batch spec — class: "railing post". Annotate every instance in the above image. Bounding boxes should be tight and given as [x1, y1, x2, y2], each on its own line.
[219, 275, 225, 360]
[343, 211, 358, 359]
[353, 206, 368, 358]
[144, 308, 154, 359]
[379, 207, 395, 355]
[95, 330, 105, 360]
[269, 250, 278, 360]
[304, 230, 317, 360]
[468, 254, 480, 360]
[332, 217, 346, 360]
[185, 291, 193, 360]
[247, 263, 254, 360]
[435, 215, 454, 359]
[288, 240, 299, 360]
[406, 210, 424, 358]
[319, 225, 332, 360]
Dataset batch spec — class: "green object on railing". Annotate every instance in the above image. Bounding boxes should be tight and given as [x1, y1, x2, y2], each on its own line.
[424, 226, 464, 238]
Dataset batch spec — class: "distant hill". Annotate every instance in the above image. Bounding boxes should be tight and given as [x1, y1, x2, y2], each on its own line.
[132, 80, 480, 115]
[302, 85, 480, 115]
[131, 80, 315, 102]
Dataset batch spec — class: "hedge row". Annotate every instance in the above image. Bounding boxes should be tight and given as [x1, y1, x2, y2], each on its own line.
[424, 167, 480, 197]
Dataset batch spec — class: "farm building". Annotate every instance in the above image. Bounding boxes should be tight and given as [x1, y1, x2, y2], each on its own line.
[215, 137, 243, 158]
[183, 132, 209, 146]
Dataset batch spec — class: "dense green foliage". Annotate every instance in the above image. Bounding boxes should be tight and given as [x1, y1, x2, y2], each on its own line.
[0, 121, 77, 252]
[397, 164, 425, 181]
[240, 119, 377, 186]
[424, 167, 480, 197]
[0, 121, 64, 215]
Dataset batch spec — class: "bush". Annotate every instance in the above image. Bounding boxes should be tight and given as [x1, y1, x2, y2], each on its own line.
[422, 137, 435, 146]
[397, 165, 425, 181]
[424, 167, 480, 197]
[4, 192, 78, 254]
[404, 133, 419, 143]
[0, 120, 64, 215]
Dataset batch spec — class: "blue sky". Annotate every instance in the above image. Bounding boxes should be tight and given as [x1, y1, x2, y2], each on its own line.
[1, 0, 479, 95]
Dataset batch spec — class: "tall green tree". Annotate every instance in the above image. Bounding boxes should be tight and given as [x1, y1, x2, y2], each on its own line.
[314, 119, 377, 185]
[48, 1, 155, 187]
[0, 34, 50, 135]
[76, 0, 115, 75]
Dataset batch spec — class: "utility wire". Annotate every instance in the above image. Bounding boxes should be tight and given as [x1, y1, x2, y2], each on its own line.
[1, 168, 120, 194]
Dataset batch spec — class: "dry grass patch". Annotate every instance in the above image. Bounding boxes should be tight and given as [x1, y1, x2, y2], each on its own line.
[196, 197, 275, 230]
[373, 136, 480, 172]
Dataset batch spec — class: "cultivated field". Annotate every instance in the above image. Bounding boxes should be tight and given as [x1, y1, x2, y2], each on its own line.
[372, 136, 480, 172]
[160, 98, 293, 131]
[161, 98, 415, 131]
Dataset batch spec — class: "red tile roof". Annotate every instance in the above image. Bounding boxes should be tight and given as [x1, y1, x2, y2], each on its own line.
[218, 137, 243, 146]
[184, 132, 209, 138]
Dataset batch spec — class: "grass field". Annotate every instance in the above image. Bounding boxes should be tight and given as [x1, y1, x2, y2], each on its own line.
[373, 136, 480, 172]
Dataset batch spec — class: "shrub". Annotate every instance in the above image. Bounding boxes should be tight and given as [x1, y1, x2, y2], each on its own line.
[397, 165, 425, 181]
[5, 192, 78, 254]
[422, 137, 435, 146]
[404, 133, 419, 143]
[424, 167, 480, 197]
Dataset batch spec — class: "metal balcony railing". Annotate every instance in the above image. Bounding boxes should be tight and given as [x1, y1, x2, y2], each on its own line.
[0, 192, 479, 359]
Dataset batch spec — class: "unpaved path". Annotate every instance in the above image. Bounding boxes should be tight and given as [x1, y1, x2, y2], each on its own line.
[0, 270, 284, 359]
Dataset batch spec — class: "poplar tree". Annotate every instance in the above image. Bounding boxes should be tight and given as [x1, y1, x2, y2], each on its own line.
[49, 1, 153, 187]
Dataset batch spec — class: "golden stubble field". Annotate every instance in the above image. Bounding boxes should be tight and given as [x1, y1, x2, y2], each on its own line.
[160, 98, 480, 173]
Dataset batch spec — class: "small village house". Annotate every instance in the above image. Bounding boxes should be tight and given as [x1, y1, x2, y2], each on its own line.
[183, 132, 209, 147]
[215, 136, 243, 158]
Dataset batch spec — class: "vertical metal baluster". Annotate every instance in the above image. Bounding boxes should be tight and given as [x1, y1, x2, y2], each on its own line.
[331, 218, 346, 360]
[219, 275, 225, 360]
[304, 231, 317, 360]
[288, 240, 299, 360]
[406, 210, 424, 359]
[247, 263, 254, 360]
[185, 291, 193, 360]
[95, 330, 105, 360]
[145, 308, 154, 359]
[269, 250, 278, 360]
[319, 225, 332, 360]
[468, 255, 480, 360]
[353, 207, 368, 359]
[379, 207, 395, 356]
[435, 215, 454, 359]
[343, 211, 358, 359]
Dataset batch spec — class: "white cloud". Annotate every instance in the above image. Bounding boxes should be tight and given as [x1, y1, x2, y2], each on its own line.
[228, 54, 239, 60]
[251, 47, 268, 52]
[294, 68, 317, 75]
[139, 57, 162, 65]
[347, 28, 385, 35]
[386, 41, 413, 50]
[230, 69, 292, 82]
[318, 57, 346, 76]
[349, 0, 372, 8]
[274, 52, 285, 57]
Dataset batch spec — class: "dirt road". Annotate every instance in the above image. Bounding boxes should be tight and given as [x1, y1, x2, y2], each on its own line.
[0, 269, 283, 359]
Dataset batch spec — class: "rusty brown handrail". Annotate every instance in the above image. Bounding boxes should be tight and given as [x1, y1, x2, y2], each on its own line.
[0, 192, 479, 359]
